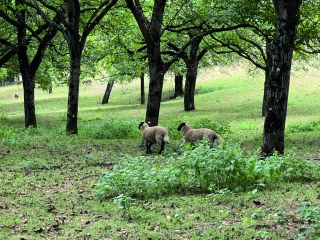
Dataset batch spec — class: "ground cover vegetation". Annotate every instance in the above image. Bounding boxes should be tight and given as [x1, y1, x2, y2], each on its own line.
[1, 66, 320, 239]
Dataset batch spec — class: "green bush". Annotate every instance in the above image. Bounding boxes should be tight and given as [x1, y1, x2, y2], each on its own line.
[95, 142, 320, 199]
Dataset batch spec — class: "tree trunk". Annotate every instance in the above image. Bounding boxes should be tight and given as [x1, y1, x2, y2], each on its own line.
[48, 82, 53, 94]
[101, 81, 114, 104]
[65, 0, 81, 135]
[21, 72, 37, 128]
[184, 62, 198, 111]
[140, 74, 145, 104]
[16, 3, 37, 128]
[66, 52, 81, 134]
[182, 36, 204, 111]
[145, 57, 165, 126]
[170, 74, 183, 99]
[262, 0, 302, 155]
[262, 41, 272, 117]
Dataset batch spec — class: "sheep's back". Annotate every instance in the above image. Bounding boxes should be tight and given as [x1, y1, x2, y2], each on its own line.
[142, 126, 168, 143]
[185, 128, 216, 143]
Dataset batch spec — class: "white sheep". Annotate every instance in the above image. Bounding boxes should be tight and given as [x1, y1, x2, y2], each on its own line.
[138, 122, 170, 154]
[177, 122, 222, 146]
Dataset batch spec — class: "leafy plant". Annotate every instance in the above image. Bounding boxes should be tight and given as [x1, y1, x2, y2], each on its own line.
[113, 194, 135, 216]
[95, 142, 320, 200]
[15, 158, 50, 170]
[297, 201, 320, 239]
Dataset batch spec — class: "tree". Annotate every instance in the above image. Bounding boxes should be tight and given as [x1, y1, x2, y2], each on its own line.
[206, 0, 320, 117]
[261, 0, 302, 155]
[125, 0, 170, 126]
[0, 0, 60, 128]
[101, 80, 114, 104]
[25, 0, 118, 134]
[126, 0, 250, 125]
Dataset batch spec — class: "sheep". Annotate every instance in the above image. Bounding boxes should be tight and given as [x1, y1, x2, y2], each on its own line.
[14, 93, 19, 99]
[138, 122, 170, 154]
[177, 122, 222, 146]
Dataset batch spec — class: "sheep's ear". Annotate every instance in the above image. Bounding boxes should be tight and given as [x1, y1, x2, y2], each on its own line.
[177, 122, 185, 131]
[138, 122, 144, 129]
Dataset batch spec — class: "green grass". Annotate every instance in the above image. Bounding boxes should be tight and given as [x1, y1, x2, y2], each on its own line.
[1, 65, 320, 239]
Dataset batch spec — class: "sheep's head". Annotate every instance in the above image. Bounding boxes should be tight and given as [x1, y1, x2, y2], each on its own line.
[138, 122, 145, 130]
[177, 122, 186, 131]
[138, 122, 149, 130]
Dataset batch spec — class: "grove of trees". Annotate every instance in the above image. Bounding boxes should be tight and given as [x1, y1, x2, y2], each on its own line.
[1, 0, 319, 155]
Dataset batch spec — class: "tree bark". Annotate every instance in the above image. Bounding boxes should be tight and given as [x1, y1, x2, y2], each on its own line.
[182, 36, 205, 111]
[16, 2, 36, 128]
[170, 74, 183, 99]
[145, 52, 165, 126]
[174, 75, 183, 97]
[184, 62, 198, 111]
[48, 82, 53, 94]
[262, 0, 302, 155]
[65, 0, 81, 134]
[66, 51, 81, 134]
[262, 41, 272, 117]
[140, 74, 145, 104]
[101, 81, 114, 104]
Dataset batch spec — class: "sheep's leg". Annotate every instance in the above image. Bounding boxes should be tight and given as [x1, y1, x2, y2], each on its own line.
[159, 142, 164, 154]
[146, 142, 153, 154]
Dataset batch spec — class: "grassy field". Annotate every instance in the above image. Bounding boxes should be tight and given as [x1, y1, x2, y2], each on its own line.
[0, 65, 320, 239]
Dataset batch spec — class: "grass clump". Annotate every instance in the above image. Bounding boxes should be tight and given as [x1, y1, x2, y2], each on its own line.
[286, 118, 320, 133]
[15, 158, 51, 170]
[95, 142, 320, 200]
[0, 125, 39, 147]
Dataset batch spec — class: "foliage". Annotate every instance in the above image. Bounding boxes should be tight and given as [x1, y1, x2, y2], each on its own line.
[286, 118, 320, 133]
[15, 158, 50, 170]
[81, 119, 141, 139]
[95, 142, 320, 199]
[297, 201, 320, 239]
[0, 124, 37, 147]
[192, 118, 232, 135]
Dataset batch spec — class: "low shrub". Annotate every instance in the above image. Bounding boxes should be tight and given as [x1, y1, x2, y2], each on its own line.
[95, 142, 320, 200]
